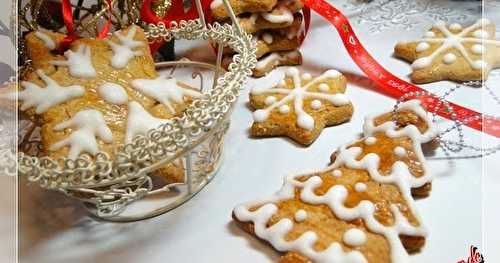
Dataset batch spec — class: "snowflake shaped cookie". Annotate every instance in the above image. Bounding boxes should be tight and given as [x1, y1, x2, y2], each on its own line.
[250, 68, 353, 145]
[14, 26, 200, 184]
[234, 101, 439, 263]
[395, 19, 500, 83]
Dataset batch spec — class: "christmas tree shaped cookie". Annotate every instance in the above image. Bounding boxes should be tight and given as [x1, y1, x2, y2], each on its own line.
[250, 68, 353, 145]
[234, 100, 438, 262]
[395, 19, 500, 83]
[16, 26, 203, 183]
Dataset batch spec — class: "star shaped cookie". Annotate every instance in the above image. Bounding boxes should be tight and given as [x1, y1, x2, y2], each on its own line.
[249, 68, 353, 145]
[16, 26, 202, 184]
[234, 100, 438, 263]
[395, 19, 500, 83]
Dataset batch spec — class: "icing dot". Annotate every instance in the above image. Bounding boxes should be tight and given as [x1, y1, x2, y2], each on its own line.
[411, 56, 433, 69]
[449, 23, 462, 31]
[265, 96, 277, 105]
[310, 100, 322, 110]
[286, 67, 300, 76]
[473, 30, 489, 39]
[424, 31, 435, 38]
[319, 83, 329, 92]
[302, 73, 312, 80]
[332, 169, 342, 177]
[297, 113, 315, 130]
[416, 42, 430, 52]
[253, 109, 269, 122]
[262, 33, 273, 44]
[394, 146, 407, 157]
[98, 82, 128, 105]
[443, 53, 457, 64]
[343, 228, 367, 247]
[472, 60, 487, 70]
[354, 182, 367, 192]
[323, 69, 341, 78]
[365, 137, 377, 145]
[279, 105, 290, 114]
[294, 209, 307, 222]
[471, 44, 484, 54]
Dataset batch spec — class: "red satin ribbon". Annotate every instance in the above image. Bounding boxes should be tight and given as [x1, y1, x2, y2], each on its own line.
[301, 0, 500, 138]
[59, 0, 112, 51]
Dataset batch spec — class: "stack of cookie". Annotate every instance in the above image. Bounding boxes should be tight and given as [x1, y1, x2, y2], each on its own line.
[211, 0, 304, 77]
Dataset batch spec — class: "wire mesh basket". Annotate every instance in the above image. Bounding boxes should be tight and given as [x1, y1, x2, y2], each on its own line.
[17, 0, 257, 221]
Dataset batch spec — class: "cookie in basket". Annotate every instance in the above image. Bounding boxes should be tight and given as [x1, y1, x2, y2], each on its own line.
[15, 26, 204, 184]
[210, 0, 278, 20]
[232, 4, 303, 34]
[249, 68, 353, 145]
[394, 19, 500, 83]
[233, 100, 438, 263]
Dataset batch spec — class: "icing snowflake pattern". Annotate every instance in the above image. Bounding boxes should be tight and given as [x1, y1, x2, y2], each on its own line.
[131, 75, 204, 114]
[50, 44, 97, 78]
[411, 19, 500, 70]
[106, 26, 144, 69]
[51, 109, 113, 160]
[251, 68, 350, 130]
[17, 70, 85, 114]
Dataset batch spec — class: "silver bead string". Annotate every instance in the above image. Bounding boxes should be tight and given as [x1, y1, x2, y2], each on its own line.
[393, 79, 500, 160]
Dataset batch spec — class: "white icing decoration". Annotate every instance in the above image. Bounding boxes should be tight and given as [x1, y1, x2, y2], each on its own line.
[415, 42, 430, 52]
[265, 96, 277, 105]
[261, 6, 293, 24]
[424, 31, 435, 38]
[472, 29, 488, 39]
[262, 33, 273, 44]
[394, 146, 407, 157]
[471, 44, 484, 54]
[50, 44, 96, 78]
[310, 100, 322, 110]
[18, 70, 85, 114]
[279, 105, 290, 114]
[34, 30, 56, 50]
[235, 100, 438, 263]
[354, 182, 367, 192]
[251, 68, 350, 131]
[131, 75, 203, 114]
[98, 82, 128, 105]
[125, 101, 170, 143]
[409, 19, 500, 71]
[302, 73, 312, 80]
[443, 53, 457, 64]
[332, 169, 342, 177]
[50, 110, 112, 159]
[319, 83, 329, 92]
[343, 229, 367, 247]
[472, 60, 486, 70]
[278, 79, 287, 88]
[364, 137, 376, 145]
[449, 23, 462, 31]
[294, 210, 307, 222]
[106, 26, 144, 69]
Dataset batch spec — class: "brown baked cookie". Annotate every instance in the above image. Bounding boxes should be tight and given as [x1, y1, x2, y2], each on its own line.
[229, 4, 303, 34]
[250, 68, 353, 145]
[14, 26, 202, 184]
[233, 100, 438, 263]
[222, 50, 302, 78]
[394, 19, 500, 83]
[210, 0, 278, 20]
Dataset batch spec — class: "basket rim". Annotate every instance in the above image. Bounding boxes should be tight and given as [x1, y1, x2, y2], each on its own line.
[18, 20, 257, 190]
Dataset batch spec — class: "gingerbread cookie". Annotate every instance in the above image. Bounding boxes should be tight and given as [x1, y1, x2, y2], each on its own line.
[395, 19, 500, 83]
[230, 5, 303, 34]
[233, 100, 438, 263]
[210, 0, 278, 20]
[222, 50, 302, 77]
[15, 26, 203, 184]
[250, 68, 353, 145]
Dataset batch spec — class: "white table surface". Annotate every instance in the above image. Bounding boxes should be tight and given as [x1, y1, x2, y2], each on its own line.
[15, 0, 500, 262]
